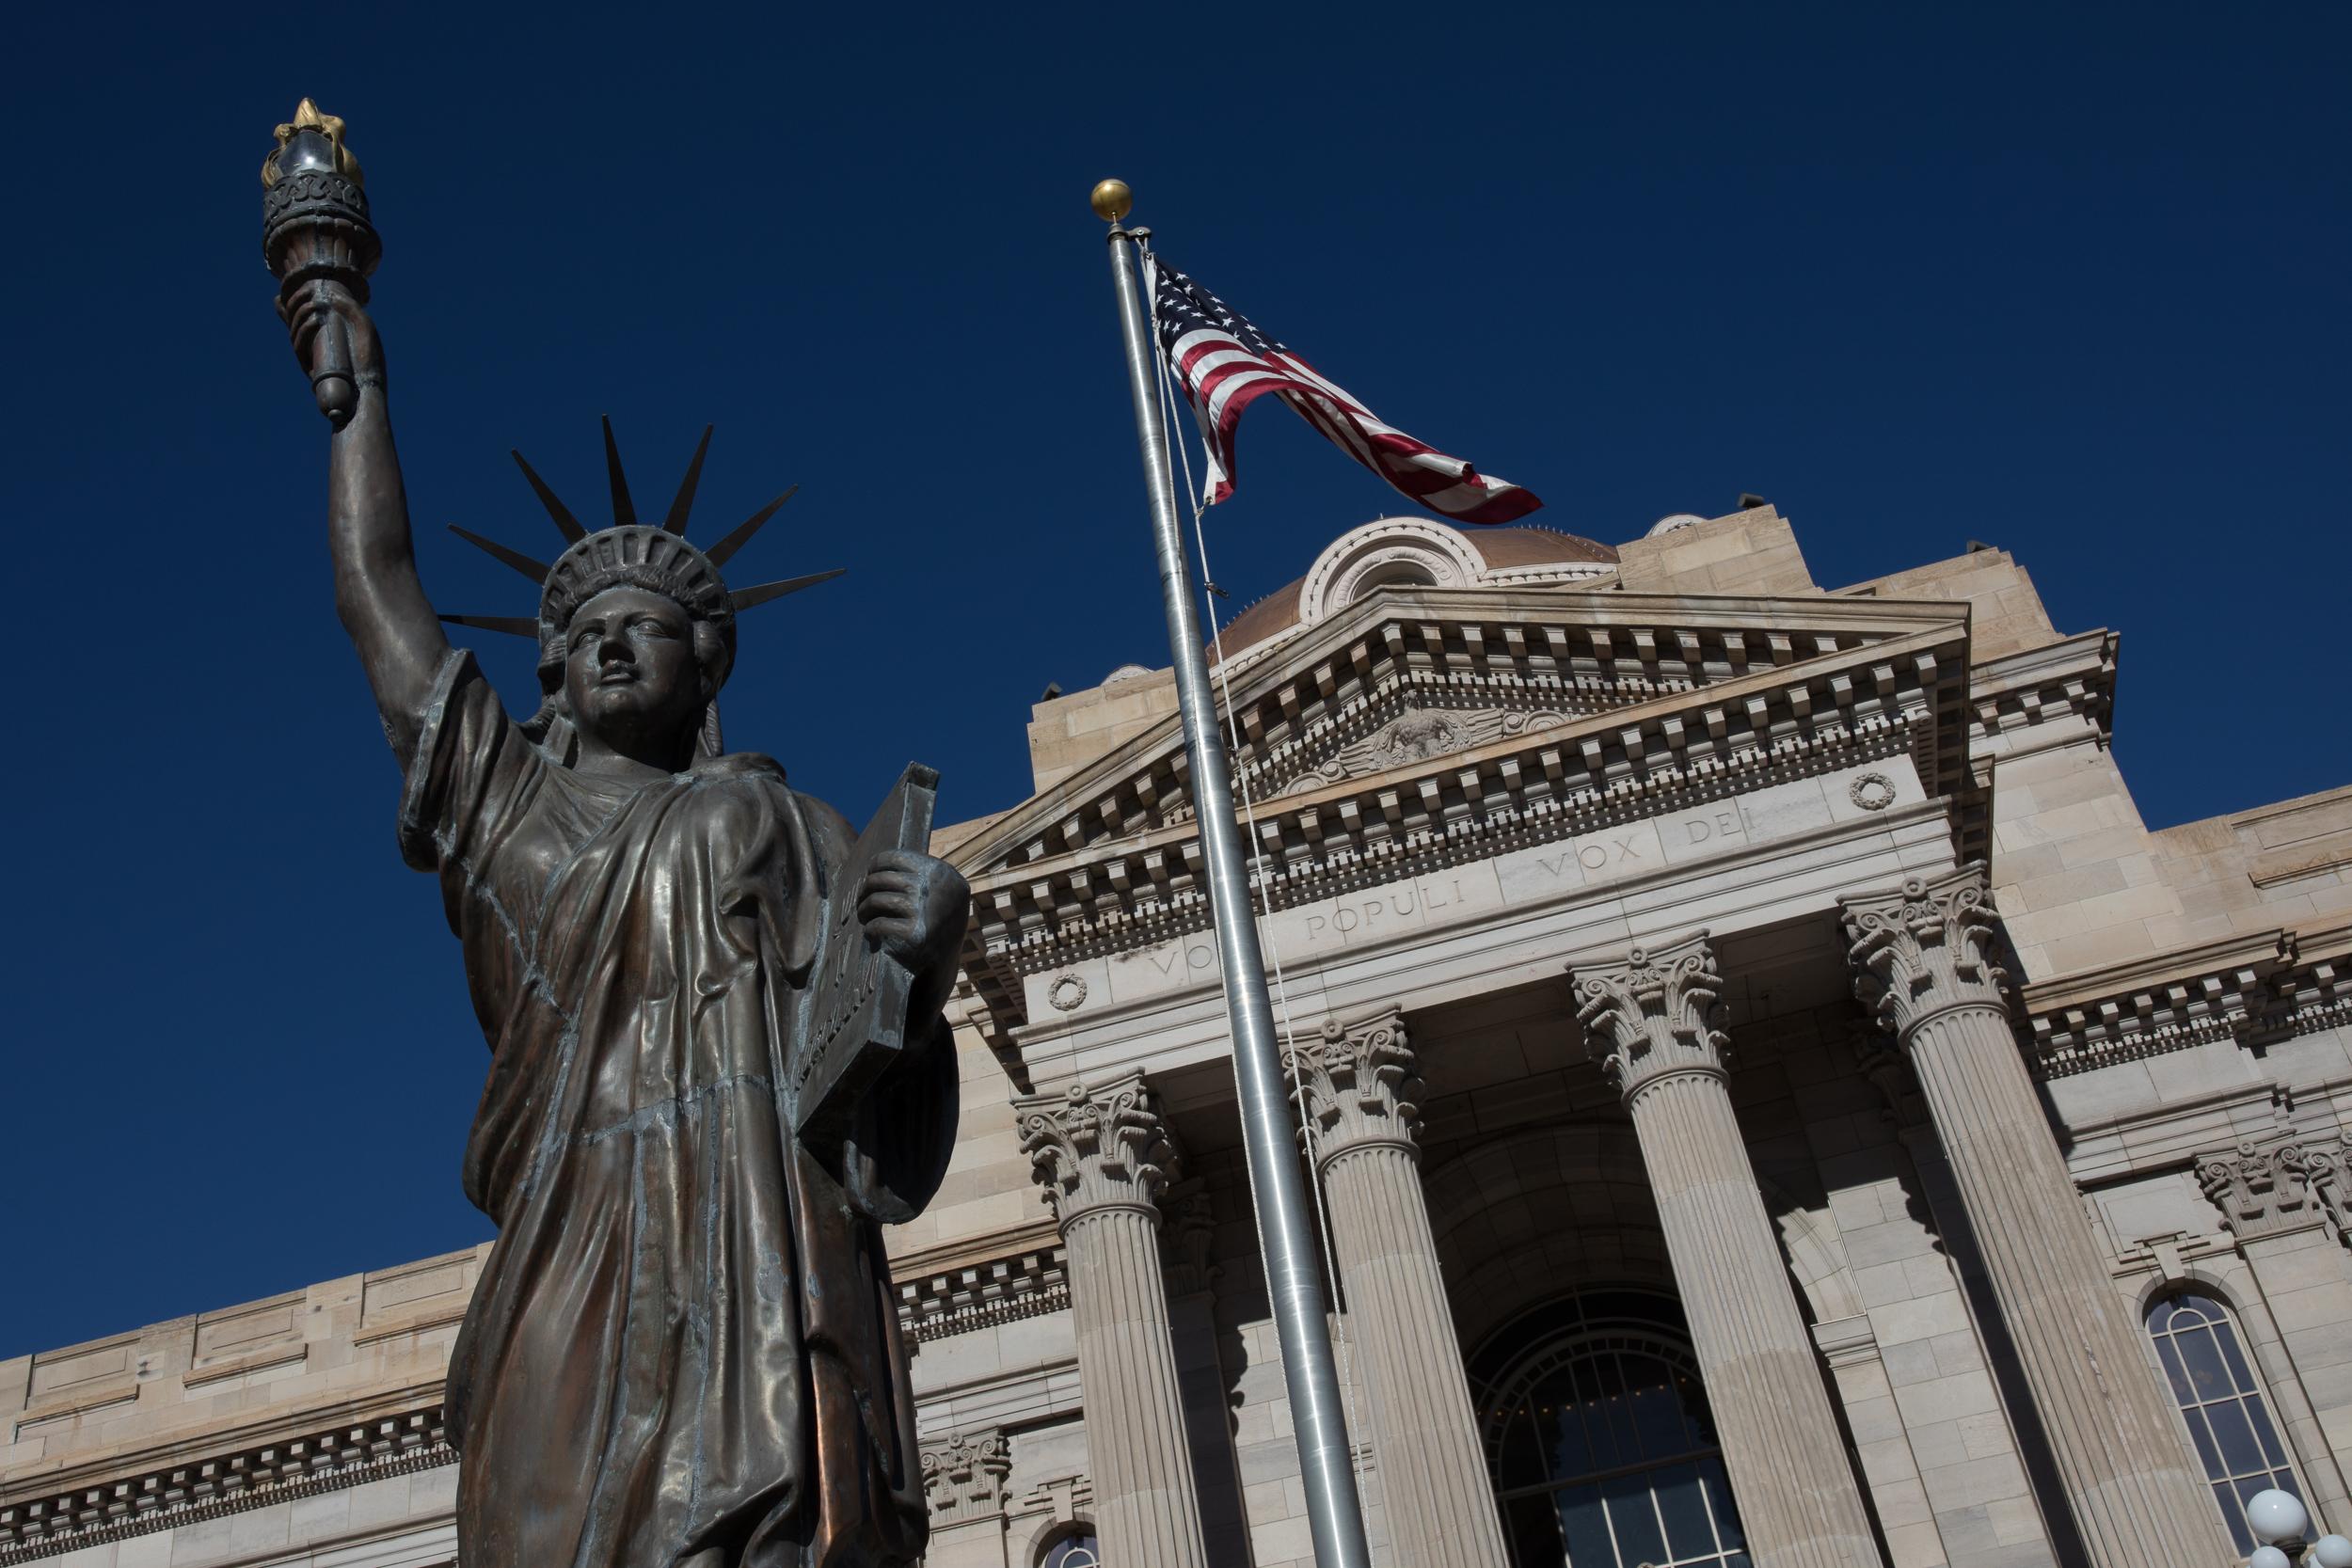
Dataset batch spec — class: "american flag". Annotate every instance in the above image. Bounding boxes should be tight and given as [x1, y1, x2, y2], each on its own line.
[1148, 253, 1541, 525]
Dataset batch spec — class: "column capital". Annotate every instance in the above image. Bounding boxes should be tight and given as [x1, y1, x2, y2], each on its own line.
[920, 1427, 1012, 1526]
[2198, 1132, 2350, 1242]
[1571, 930, 1729, 1103]
[1838, 863, 2010, 1037]
[1283, 1009, 1420, 1165]
[1016, 1075, 1179, 1230]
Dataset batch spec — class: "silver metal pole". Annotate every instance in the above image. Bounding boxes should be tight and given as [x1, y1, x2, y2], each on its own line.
[1095, 183, 1373, 1568]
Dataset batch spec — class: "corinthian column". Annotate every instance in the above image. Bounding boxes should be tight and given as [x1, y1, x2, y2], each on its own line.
[1285, 1012, 1510, 1568]
[1016, 1077, 1210, 1568]
[1839, 866, 2229, 1568]
[1572, 932, 1882, 1568]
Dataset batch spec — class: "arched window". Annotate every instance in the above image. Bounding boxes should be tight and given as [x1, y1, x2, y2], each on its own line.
[1470, 1290, 1748, 1567]
[1039, 1528, 1101, 1568]
[2145, 1291, 2308, 1556]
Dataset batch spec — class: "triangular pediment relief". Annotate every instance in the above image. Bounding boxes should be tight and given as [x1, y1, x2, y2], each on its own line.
[948, 586, 1990, 1054]
[947, 591, 2134, 1058]
[954, 587, 1970, 882]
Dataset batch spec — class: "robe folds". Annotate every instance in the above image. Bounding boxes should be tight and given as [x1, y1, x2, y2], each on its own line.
[397, 651, 952, 1568]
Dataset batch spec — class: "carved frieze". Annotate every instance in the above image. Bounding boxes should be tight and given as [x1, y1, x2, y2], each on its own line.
[0, 1406, 450, 1564]
[1274, 702, 1570, 797]
[2026, 927, 2351, 1079]
[2197, 1133, 2351, 1243]
[920, 1428, 1012, 1526]
[1014, 1076, 1178, 1229]
[950, 593, 2003, 1051]
[896, 1240, 1070, 1344]
[1283, 1010, 1422, 1165]
[1570, 932, 1730, 1103]
[1839, 864, 2010, 1037]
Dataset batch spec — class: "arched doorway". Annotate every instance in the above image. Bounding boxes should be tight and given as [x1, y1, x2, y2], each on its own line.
[1470, 1289, 1749, 1567]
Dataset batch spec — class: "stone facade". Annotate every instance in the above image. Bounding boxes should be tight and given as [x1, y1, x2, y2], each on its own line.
[7, 506, 2348, 1568]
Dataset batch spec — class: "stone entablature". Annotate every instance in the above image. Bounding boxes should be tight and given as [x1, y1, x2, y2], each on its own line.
[894, 1226, 1071, 1345]
[0, 1408, 450, 1565]
[0, 1222, 1082, 1567]
[2025, 918, 2352, 1077]
[953, 590, 1979, 1047]
[1965, 627, 2118, 752]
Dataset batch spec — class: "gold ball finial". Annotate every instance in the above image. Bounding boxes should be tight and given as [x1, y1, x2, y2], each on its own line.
[1090, 179, 1133, 223]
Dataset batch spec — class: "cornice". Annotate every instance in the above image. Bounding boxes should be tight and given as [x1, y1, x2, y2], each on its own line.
[0, 1404, 450, 1565]
[956, 620, 1968, 1047]
[2024, 919, 2352, 1078]
[895, 1231, 1071, 1345]
[4, 1226, 1085, 1560]
[1966, 629, 2118, 748]
[954, 591, 1971, 880]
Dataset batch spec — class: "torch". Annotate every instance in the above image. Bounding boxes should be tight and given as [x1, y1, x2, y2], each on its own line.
[262, 100, 380, 428]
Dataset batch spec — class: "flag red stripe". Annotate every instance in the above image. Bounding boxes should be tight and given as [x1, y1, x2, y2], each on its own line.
[1150, 256, 1540, 524]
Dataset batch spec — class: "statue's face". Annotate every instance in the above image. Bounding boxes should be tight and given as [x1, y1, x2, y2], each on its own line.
[563, 586, 707, 746]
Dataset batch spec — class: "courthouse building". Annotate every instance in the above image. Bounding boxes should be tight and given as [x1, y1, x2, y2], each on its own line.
[5, 504, 2349, 1568]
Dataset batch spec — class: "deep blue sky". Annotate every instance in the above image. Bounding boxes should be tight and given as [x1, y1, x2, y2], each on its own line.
[3, 4, 2344, 1359]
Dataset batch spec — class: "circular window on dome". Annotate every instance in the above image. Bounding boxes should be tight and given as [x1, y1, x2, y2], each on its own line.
[1349, 560, 1439, 594]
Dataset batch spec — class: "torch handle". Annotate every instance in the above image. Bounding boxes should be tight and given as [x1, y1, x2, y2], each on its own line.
[310, 310, 357, 429]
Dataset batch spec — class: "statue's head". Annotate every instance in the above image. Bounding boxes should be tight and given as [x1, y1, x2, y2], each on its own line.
[441, 422, 839, 764]
[535, 525, 738, 760]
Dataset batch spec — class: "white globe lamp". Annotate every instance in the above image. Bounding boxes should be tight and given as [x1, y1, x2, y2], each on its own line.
[2311, 1534, 2352, 1568]
[2253, 1548, 2296, 1568]
[2250, 1489, 2314, 1547]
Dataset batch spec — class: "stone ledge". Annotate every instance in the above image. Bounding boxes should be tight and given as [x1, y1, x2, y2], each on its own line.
[2024, 918, 2352, 1077]
[0, 1406, 449, 1565]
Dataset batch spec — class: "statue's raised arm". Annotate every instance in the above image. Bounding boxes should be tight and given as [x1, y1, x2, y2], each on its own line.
[262, 101, 970, 1568]
[288, 286, 451, 752]
[263, 100, 447, 753]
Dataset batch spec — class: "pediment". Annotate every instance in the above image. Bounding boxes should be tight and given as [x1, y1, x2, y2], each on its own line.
[954, 586, 1971, 882]
[946, 585, 1994, 1056]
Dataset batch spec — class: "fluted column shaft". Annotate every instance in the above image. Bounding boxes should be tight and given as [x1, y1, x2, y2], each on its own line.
[1842, 867, 2231, 1568]
[1574, 933, 1882, 1568]
[1289, 1014, 1510, 1568]
[1017, 1078, 1211, 1568]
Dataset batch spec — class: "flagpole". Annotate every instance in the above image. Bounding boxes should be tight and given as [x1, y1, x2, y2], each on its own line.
[1092, 179, 1374, 1568]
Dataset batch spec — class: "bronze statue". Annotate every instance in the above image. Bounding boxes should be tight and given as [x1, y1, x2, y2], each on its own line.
[265, 103, 968, 1568]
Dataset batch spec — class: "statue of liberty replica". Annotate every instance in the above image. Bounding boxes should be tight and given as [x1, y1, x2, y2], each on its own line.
[262, 103, 966, 1568]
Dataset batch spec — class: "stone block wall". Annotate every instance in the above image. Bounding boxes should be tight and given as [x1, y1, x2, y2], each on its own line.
[1025, 667, 1179, 793]
[1615, 505, 1821, 598]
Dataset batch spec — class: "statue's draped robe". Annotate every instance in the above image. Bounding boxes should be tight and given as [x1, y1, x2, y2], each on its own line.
[398, 652, 950, 1568]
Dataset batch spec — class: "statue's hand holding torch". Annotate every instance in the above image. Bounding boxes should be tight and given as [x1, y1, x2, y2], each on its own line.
[262, 100, 381, 428]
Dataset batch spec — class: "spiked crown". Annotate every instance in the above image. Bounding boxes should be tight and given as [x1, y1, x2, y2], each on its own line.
[441, 418, 842, 699]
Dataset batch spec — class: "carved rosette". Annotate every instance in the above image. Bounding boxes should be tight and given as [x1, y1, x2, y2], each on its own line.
[1282, 1010, 1421, 1166]
[2198, 1133, 2351, 1242]
[920, 1428, 1013, 1526]
[1015, 1076, 1178, 1230]
[1571, 932, 1730, 1104]
[1838, 864, 2010, 1037]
